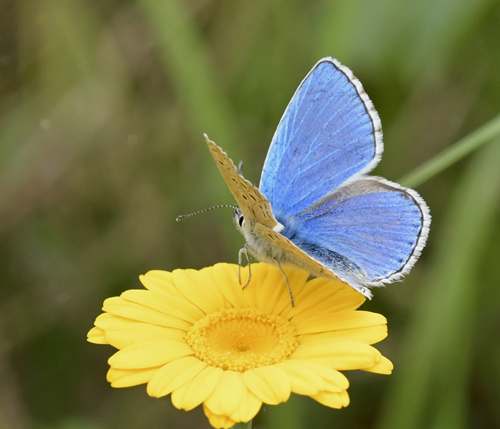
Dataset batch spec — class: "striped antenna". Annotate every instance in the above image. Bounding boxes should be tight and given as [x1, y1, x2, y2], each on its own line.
[176, 204, 237, 221]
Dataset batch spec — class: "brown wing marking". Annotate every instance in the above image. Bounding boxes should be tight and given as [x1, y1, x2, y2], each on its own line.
[205, 134, 278, 229]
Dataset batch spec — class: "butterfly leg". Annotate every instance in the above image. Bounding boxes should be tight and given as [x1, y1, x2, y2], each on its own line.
[273, 258, 295, 307]
[238, 245, 252, 288]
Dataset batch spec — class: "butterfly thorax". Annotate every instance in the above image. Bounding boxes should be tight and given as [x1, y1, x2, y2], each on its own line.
[233, 206, 290, 264]
[234, 206, 312, 265]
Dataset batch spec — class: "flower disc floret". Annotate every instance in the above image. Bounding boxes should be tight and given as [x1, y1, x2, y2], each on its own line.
[187, 308, 299, 372]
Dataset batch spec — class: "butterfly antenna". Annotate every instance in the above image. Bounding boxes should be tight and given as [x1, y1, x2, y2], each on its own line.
[176, 204, 237, 221]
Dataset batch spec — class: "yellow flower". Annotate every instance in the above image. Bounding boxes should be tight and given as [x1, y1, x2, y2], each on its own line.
[87, 263, 392, 428]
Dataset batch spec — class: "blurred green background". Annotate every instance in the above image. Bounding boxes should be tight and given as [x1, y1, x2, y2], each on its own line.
[1, 1, 500, 428]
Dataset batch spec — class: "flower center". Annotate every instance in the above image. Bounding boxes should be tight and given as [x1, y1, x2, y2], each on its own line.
[186, 308, 298, 372]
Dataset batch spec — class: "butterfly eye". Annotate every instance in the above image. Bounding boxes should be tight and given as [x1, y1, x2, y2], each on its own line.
[232, 207, 245, 230]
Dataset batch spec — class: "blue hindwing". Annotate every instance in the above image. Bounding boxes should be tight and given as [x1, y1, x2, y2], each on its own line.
[278, 177, 429, 286]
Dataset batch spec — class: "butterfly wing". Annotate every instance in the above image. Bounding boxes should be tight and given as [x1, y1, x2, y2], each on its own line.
[252, 222, 355, 287]
[205, 134, 279, 229]
[259, 57, 383, 217]
[285, 177, 430, 289]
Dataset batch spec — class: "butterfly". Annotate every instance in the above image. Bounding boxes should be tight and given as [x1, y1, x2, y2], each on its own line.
[204, 57, 430, 299]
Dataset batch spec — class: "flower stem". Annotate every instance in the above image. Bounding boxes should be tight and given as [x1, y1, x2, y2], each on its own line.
[399, 113, 500, 188]
[231, 421, 252, 429]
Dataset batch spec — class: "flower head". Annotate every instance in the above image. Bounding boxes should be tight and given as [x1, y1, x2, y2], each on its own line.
[88, 263, 392, 428]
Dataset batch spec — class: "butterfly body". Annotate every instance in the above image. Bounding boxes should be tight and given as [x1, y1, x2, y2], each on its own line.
[205, 57, 430, 298]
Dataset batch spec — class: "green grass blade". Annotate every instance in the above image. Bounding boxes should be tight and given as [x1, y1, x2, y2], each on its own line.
[400, 113, 500, 188]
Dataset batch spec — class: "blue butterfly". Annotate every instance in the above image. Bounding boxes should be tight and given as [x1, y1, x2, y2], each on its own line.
[205, 57, 430, 299]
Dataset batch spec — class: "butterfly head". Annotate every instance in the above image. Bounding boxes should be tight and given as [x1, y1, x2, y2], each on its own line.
[232, 206, 245, 233]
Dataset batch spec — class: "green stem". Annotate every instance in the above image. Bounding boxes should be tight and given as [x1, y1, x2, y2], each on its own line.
[399, 113, 500, 188]
[231, 421, 252, 429]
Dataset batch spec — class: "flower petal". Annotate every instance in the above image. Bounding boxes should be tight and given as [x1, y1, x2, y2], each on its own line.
[284, 281, 365, 323]
[121, 289, 204, 323]
[87, 326, 107, 344]
[140, 271, 183, 297]
[362, 355, 393, 374]
[147, 356, 206, 397]
[102, 297, 191, 330]
[211, 264, 249, 309]
[104, 322, 185, 349]
[292, 340, 381, 370]
[203, 404, 236, 429]
[276, 361, 325, 395]
[311, 390, 350, 409]
[243, 366, 291, 405]
[228, 377, 262, 423]
[300, 324, 388, 345]
[109, 340, 193, 369]
[240, 263, 269, 308]
[171, 366, 223, 411]
[172, 269, 225, 314]
[258, 266, 309, 315]
[94, 314, 186, 348]
[93, 312, 122, 327]
[107, 367, 158, 387]
[94, 313, 185, 342]
[295, 311, 387, 335]
[204, 370, 245, 417]
[279, 359, 349, 392]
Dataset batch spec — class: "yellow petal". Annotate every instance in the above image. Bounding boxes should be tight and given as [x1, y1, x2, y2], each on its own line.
[276, 361, 325, 395]
[108, 340, 193, 369]
[172, 269, 225, 314]
[95, 314, 185, 347]
[241, 263, 308, 311]
[228, 378, 262, 423]
[291, 340, 380, 370]
[203, 404, 237, 429]
[362, 355, 393, 374]
[258, 266, 309, 316]
[311, 390, 350, 409]
[295, 311, 387, 335]
[240, 263, 270, 308]
[140, 271, 183, 297]
[284, 281, 365, 322]
[243, 366, 291, 405]
[204, 370, 245, 416]
[102, 297, 191, 330]
[121, 289, 204, 323]
[94, 313, 184, 343]
[280, 359, 349, 392]
[87, 326, 107, 344]
[300, 324, 388, 345]
[104, 322, 185, 349]
[107, 367, 158, 387]
[147, 356, 206, 397]
[211, 264, 249, 309]
[93, 312, 122, 327]
[171, 366, 223, 411]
